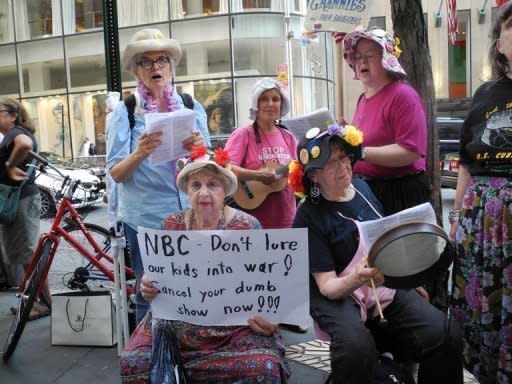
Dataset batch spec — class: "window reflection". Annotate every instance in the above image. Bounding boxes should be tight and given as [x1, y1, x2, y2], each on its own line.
[0, 45, 19, 95]
[0, 0, 14, 43]
[448, 10, 470, 98]
[75, 0, 103, 32]
[18, 40, 66, 95]
[232, 14, 285, 75]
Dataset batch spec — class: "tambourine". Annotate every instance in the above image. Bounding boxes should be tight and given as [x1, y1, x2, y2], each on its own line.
[367, 222, 454, 289]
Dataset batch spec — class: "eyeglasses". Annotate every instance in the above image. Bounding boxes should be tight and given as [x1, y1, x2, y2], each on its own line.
[137, 56, 170, 69]
[322, 155, 353, 172]
[354, 51, 381, 63]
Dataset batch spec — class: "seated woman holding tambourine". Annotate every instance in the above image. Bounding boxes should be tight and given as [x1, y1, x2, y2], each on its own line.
[290, 124, 463, 384]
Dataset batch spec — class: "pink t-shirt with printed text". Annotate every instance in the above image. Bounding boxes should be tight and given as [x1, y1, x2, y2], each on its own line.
[225, 124, 298, 229]
[352, 81, 426, 179]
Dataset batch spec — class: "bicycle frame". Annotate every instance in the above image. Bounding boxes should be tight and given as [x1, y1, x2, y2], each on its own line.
[20, 175, 135, 300]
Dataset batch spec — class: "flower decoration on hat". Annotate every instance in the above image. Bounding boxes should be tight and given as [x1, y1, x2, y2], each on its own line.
[176, 145, 231, 174]
[288, 161, 305, 199]
[393, 37, 402, 58]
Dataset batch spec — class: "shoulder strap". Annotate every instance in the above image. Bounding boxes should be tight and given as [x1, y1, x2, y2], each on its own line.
[179, 92, 194, 110]
[124, 94, 136, 130]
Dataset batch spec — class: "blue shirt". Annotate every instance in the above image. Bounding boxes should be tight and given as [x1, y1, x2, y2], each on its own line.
[107, 91, 209, 229]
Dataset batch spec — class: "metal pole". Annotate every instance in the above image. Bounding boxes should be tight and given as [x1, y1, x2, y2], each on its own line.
[284, 0, 294, 116]
[102, 0, 122, 94]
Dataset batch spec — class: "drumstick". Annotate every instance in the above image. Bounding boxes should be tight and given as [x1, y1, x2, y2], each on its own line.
[370, 277, 385, 321]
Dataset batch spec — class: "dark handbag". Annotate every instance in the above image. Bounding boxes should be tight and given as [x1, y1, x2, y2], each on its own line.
[0, 159, 36, 224]
[151, 319, 187, 384]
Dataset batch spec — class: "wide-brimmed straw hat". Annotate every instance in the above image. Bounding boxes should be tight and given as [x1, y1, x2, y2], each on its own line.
[343, 28, 406, 79]
[176, 146, 238, 196]
[249, 78, 290, 120]
[122, 28, 182, 72]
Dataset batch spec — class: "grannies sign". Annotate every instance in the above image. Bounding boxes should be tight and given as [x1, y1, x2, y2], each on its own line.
[305, 0, 374, 33]
[138, 227, 310, 327]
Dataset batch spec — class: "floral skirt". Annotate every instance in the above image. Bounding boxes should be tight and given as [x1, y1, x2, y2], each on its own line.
[451, 176, 512, 384]
[170, 321, 290, 384]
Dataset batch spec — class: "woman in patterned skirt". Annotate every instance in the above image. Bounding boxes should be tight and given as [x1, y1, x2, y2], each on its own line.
[140, 145, 290, 383]
[450, 2, 512, 383]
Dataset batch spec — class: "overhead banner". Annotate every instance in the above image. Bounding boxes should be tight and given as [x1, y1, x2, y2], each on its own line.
[305, 0, 374, 33]
[138, 227, 310, 327]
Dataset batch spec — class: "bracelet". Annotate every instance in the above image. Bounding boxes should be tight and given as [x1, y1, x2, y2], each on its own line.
[448, 209, 461, 224]
[5, 160, 14, 169]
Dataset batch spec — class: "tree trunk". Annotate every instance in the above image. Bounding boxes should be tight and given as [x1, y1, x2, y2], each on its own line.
[390, 0, 442, 225]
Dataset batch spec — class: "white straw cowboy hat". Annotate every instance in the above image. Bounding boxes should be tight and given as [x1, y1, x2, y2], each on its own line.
[122, 28, 182, 72]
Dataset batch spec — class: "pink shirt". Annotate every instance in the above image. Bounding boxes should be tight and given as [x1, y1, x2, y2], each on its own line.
[225, 124, 298, 229]
[353, 81, 426, 179]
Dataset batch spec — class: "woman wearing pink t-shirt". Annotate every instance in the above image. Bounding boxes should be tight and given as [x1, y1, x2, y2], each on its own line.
[342, 28, 429, 217]
[224, 78, 298, 230]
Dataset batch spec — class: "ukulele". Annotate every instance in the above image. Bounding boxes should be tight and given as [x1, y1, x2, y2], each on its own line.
[231, 162, 289, 210]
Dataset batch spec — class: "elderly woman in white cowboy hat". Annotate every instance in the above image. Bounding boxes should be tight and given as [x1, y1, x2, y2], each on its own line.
[139, 145, 290, 383]
[342, 28, 428, 217]
[224, 78, 298, 230]
[107, 28, 209, 323]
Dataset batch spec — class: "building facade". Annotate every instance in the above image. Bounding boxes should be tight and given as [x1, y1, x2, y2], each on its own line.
[0, 0, 335, 157]
[0, 0, 501, 157]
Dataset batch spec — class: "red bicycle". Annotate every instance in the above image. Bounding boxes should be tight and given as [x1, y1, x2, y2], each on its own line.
[2, 152, 135, 361]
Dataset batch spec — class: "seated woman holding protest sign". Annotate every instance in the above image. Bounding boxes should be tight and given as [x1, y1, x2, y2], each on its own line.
[138, 145, 290, 383]
[291, 124, 463, 384]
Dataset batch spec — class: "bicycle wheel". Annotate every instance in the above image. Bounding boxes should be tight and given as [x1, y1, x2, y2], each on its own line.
[3, 240, 52, 361]
[47, 223, 130, 293]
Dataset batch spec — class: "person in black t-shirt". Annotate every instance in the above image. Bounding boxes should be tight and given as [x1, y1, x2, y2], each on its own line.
[290, 125, 463, 384]
[449, 3, 512, 382]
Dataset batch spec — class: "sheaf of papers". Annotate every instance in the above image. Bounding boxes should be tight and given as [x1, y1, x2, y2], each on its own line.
[144, 109, 195, 164]
[281, 108, 335, 140]
[347, 203, 439, 252]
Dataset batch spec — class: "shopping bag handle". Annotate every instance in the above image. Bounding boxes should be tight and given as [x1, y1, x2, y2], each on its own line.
[66, 298, 89, 332]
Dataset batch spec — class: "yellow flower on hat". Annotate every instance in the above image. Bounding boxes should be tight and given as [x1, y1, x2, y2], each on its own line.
[342, 125, 363, 146]
[393, 37, 402, 58]
[154, 31, 164, 40]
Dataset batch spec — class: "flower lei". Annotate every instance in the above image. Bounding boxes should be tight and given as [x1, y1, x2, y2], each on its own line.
[176, 145, 231, 175]
[288, 123, 363, 197]
[137, 80, 180, 113]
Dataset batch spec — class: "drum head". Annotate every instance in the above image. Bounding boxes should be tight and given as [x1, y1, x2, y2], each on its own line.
[367, 222, 452, 289]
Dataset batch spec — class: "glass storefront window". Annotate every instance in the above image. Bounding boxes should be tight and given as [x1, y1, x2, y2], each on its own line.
[232, 14, 286, 76]
[66, 32, 106, 89]
[14, 0, 62, 41]
[448, 10, 470, 98]
[178, 79, 234, 135]
[75, 0, 103, 32]
[117, 0, 168, 28]
[23, 96, 74, 158]
[172, 18, 231, 78]
[0, 0, 14, 43]
[293, 77, 330, 116]
[18, 39, 66, 95]
[0, 45, 19, 95]
[177, 0, 230, 17]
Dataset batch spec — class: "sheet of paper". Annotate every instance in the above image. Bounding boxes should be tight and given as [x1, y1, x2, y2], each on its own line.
[144, 109, 195, 164]
[348, 203, 439, 252]
[137, 227, 311, 327]
[281, 108, 335, 140]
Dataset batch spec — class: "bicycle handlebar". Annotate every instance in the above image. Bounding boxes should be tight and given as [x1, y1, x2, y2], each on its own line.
[28, 150, 67, 179]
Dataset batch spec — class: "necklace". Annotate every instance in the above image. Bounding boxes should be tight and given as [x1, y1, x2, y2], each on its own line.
[187, 207, 226, 230]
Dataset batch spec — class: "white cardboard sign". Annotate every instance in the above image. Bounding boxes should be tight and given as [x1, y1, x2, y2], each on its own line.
[137, 227, 310, 327]
[305, 0, 374, 33]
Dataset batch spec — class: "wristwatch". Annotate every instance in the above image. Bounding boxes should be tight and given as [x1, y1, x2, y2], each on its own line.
[361, 147, 368, 161]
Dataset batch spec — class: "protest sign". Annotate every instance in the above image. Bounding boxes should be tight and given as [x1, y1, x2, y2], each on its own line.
[137, 227, 310, 327]
[305, 0, 374, 33]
